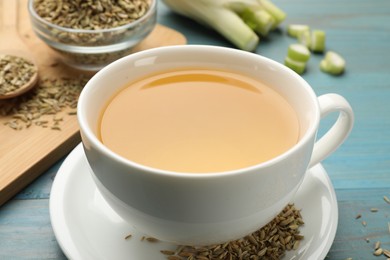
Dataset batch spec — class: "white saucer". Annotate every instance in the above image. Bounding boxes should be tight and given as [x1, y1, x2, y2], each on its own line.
[50, 144, 338, 260]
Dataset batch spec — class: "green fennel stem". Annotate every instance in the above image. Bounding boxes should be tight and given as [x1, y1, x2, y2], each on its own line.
[162, 0, 286, 51]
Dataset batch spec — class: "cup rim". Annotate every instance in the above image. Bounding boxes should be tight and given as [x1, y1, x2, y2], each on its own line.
[78, 45, 320, 178]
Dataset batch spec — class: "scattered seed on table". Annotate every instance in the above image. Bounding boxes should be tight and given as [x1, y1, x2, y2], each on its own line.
[374, 241, 381, 250]
[374, 248, 383, 256]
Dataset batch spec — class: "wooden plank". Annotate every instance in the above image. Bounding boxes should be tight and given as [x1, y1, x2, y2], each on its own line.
[2, 180, 390, 259]
[327, 190, 390, 259]
[0, 0, 187, 206]
[13, 157, 63, 200]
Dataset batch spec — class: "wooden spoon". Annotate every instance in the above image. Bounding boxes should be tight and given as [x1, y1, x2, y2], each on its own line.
[0, 0, 38, 99]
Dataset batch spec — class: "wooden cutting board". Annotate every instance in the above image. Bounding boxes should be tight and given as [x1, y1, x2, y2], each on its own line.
[0, 0, 187, 206]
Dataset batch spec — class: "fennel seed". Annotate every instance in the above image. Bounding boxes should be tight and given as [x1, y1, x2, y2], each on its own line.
[374, 241, 381, 250]
[383, 249, 390, 258]
[388, 222, 390, 233]
[145, 237, 159, 243]
[167, 256, 182, 260]
[161, 250, 175, 256]
[373, 248, 383, 256]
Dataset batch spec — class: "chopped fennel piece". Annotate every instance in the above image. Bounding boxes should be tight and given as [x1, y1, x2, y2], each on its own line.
[310, 30, 326, 52]
[162, 0, 287, 51]
[162, 0, 260, 51]
[287, 44, 311, 62]
[320, 51, 346, 75]
[287, 24, 310, 38]
[284, 56, 306, 75]
[240, 7, 275, 36]
[298, 29, 311, 48]
[257, 0, 286, 29]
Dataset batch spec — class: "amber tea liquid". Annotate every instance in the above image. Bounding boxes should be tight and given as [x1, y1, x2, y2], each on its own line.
[99, 68, 300, 173]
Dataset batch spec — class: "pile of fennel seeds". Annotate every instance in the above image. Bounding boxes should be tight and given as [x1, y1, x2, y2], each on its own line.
[0, 76, 89, 130]
[33, 0, 152, 30]
[162, 204, 304, 259]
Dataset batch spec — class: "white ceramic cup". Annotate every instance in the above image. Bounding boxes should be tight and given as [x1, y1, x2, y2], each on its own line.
[78, 45, 354, 246]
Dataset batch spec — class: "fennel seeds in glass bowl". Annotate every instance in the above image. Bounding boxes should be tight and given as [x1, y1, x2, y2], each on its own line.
[28, 0, 157, 71]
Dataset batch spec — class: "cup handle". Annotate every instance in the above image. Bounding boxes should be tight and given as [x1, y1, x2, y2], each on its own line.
[309, 93, 354, 168]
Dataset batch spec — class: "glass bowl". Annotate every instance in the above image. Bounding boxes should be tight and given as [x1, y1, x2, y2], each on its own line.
[28, 0, 157, 71]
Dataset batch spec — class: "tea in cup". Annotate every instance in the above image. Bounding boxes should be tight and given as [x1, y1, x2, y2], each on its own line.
[99, 67, 300, 173]
[77, 45, 354, 245]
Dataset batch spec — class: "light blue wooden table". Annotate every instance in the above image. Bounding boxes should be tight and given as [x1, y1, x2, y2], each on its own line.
[1, 0, 390, 259]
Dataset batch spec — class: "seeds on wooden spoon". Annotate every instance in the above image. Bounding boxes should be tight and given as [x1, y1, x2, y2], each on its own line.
[0, 54, 37, 96]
